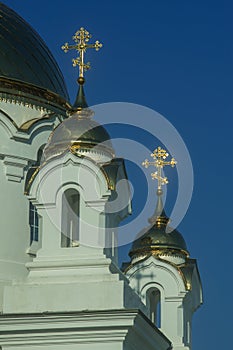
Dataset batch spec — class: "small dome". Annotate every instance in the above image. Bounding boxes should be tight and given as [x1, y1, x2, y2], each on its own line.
[0, 4, 69, 113]
[43, 111, 114, 163]
[130, 224, 188, 254]
[129, 223, 189, 266]
[129, 194, 189, 264]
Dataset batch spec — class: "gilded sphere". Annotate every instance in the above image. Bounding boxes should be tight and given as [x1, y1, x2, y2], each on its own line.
[78, 77, 85, 85]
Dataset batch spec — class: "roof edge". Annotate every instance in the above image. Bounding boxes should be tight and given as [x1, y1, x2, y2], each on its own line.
[0, 77, 71, 115]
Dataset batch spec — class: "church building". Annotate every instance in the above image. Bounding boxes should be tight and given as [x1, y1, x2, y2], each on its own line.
[0, 3, 202, 349]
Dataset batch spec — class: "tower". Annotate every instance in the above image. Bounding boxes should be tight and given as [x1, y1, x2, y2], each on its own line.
[0, 4, 202, 349]
[0, 13, 172, 349]
[123, 147, 203, 350]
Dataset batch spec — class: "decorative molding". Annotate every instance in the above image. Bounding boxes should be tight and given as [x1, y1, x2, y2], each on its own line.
[3, 156, 28, 182]
[0, 77, 70, 115]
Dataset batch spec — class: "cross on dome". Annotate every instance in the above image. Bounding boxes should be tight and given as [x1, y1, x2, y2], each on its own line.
[62, 27, 102, 81]
[142, 146, 177, 193]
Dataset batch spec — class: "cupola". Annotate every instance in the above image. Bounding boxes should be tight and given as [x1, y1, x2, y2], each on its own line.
[43, 28, 114, 164]
[128, 147, 188, 266]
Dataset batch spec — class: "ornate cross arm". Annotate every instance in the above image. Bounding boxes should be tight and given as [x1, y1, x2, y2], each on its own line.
[62, 27, 103, 79]
[142, 146, 177, 191]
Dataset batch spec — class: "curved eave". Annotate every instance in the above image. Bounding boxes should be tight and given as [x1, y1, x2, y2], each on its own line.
[124, 254, 194, 292]
[0, 77, 71, 116]
[24, 151, 113, 196]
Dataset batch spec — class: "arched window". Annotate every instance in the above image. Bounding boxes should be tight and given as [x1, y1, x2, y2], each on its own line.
[29, 202, 39, 243]
[146, 287, 161, 327]
[61, 189, 80, 247]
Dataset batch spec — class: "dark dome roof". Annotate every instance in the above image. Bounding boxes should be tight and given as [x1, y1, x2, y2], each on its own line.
[130, 224, 188, 256]
[0, 3, 69, 112]
[129, 194, 188, 259]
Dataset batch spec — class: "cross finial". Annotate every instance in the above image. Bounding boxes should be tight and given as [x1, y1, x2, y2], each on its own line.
[142, 146, 177, 194]
[62, 27, 102, 81]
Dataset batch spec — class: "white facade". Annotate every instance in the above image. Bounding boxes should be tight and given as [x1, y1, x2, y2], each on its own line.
[0, 123, 171, 349]
[0, 103, 202, 349]
[0, 103, 62, 286]
[0, 4, 202, 349]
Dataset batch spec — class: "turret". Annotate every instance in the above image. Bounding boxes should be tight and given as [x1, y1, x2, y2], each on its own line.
[124, 146, 203, 350]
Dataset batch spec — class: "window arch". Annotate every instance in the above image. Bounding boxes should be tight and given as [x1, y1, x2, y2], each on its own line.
[28, 146, 44, 245]
[146, 287, 161, 327]
[61, 189, 80, 247]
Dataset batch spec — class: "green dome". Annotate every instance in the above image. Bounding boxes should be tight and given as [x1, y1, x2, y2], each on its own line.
[0, 3, 69, 112]
[130, 224, 188, 257]
[129, 195, 189, 260]
[43, 113, 114, 161]
[47, 117, 112, 145]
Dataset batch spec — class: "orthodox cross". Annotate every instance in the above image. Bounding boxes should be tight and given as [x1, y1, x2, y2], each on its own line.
[142, 147, 177, 192]
[62, 27, 102, 79]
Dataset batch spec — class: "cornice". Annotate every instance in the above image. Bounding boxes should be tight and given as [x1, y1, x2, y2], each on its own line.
[0, 77, 71, 115]
[0, 310, 171, 348]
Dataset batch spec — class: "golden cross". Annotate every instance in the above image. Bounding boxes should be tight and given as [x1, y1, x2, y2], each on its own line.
[62, 27, 102, 79]
[142, 147, 177, 191]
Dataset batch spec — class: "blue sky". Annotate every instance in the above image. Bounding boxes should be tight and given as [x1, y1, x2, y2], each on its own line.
[2, 1, 233, 349]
